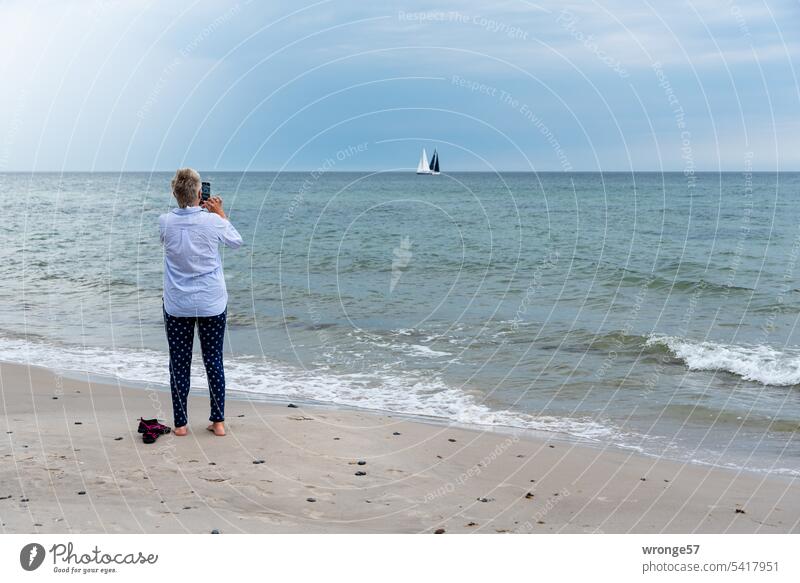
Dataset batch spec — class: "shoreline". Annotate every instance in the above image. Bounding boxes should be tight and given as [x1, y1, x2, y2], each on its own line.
[1, 361, 798, 533]
[46, 360, 800, 481]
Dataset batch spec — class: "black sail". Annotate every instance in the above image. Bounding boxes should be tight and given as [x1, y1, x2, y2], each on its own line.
[430, 150, 440, 173]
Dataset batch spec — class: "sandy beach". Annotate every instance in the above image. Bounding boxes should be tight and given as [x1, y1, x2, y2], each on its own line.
[0, 361, 797, 534]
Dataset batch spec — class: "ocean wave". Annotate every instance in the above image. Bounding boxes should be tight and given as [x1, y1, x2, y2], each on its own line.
[0, 335, 612, 441]
[573, 257, 761, 297]
[646, 335, 800, 386]
[588, 330, 654, 352]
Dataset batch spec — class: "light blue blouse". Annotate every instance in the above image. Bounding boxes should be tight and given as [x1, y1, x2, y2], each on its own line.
[158, 207, 243, 317]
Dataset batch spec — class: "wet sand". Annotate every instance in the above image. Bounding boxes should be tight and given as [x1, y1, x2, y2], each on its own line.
[1, 361, 798, 533]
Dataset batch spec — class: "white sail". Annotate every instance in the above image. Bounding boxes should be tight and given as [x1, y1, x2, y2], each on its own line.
[416, 148, 431, 174]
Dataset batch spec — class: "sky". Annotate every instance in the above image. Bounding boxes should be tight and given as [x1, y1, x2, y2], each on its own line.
[0, 0, 798, 172]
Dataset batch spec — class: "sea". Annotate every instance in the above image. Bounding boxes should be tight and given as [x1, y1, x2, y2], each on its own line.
[1, 171, 799, 476]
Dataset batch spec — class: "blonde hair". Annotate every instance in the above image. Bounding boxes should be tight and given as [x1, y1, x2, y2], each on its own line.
[171, 168, 201, 208]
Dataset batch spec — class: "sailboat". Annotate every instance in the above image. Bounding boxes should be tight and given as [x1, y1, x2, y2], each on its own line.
[415, 148, 440, 175]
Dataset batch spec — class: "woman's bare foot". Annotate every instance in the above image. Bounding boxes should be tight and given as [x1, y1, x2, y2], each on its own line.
[207, 422, 226, 436]
[174, 426, 188, 436]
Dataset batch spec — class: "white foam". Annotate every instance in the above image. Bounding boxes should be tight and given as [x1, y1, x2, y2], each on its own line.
[0, 335, 612, 440]
[646, 335, 800, 386]
[5, 334, 796, 475]
[401, 344, 451, 358]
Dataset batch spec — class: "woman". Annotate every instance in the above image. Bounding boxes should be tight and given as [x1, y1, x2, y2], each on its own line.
[159, 168, 243, 437]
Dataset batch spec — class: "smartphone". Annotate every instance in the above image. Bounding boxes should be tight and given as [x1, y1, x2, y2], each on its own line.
[201, 181, 211, 203]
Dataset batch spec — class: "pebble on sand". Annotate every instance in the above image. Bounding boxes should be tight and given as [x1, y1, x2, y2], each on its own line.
[114, 437, 123, 441]
[306, 497, 316, 502]
[466, 522, 477, 527]
[288, 404, 298, 408]
[357, 460, 366, 466]
[392, 432, 401, 436]
[735, 508, 746, 514]
[77, 491, 86, 495]
[74, 422, 82, 425]
[434, 528, 445, 534]
[524, 492, 534, 499]
[211, 529, 220, 534]
[252, 460, 265, 464]
[355, 471, 367, 476]
[448, 438, 456, 443]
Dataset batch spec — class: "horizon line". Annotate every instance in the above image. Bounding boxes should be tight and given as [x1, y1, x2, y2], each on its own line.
[1, 169, 796, 174]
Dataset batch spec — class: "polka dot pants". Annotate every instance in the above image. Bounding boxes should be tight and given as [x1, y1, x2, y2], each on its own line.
[163, 306, 227, 428]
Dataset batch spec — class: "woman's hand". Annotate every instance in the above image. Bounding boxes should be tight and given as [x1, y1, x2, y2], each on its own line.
[201, 195, 226, 219]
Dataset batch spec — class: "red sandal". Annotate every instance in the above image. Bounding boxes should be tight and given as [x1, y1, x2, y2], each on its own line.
[137, 418, 172, 435]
